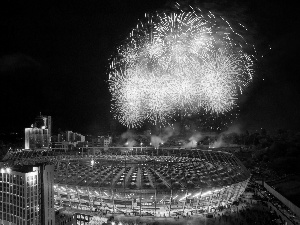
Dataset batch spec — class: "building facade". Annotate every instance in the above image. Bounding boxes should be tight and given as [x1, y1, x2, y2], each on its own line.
[0, 163, 55, 225]
[25, 114, 52, 149]
[51, 131, 86, 152]
[57, 131, 85, 143]
[91, 136, 111, 148]
[51, 149, 250, 215]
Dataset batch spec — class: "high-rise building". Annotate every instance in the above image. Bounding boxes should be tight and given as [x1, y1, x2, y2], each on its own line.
[56, 131, 85, 143]
[25, 114, 52, 149]
[0, 163, 55, 225]
[51, 131, 85, 152]
[91, 136, 111, 148]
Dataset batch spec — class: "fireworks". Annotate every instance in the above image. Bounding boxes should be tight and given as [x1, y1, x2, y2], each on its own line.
[109, 6, 255, 128]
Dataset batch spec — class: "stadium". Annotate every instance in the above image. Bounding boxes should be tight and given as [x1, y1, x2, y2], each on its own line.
[8, 148, 250, 216]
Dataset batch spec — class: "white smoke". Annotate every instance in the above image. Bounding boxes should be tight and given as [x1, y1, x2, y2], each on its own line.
[210, 123, 242, 148]
[211, 135, 225, 148]
[121, 130, 136, 148]
[125, 139, 136, 148]
[150, 126, 177, 149]
[183, 132, 203, 149]
[161, 126, 176, 142]
[150, 136, 163, 149]
[223, 124, 242, 135]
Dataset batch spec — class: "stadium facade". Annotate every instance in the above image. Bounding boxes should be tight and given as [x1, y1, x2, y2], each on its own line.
[7, 148, 250, 216]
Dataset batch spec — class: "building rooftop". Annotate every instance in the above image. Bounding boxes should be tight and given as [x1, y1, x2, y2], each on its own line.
[11, 165, 36, 173]
[0, 162, 51, 174]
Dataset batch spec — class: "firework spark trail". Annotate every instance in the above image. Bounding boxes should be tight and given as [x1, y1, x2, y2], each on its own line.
[109, 7, 254, 128]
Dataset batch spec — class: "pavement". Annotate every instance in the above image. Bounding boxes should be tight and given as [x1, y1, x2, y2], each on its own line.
[61, 200, 279, 225]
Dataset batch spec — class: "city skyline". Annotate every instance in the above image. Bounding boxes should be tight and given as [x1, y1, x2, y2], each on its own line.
[0, 0, 299, 135]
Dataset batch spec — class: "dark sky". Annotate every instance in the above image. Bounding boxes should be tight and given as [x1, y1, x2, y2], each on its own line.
[0, 0, 299, 135]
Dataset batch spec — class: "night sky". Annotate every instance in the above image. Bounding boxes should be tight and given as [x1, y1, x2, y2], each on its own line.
[0, 0, 299, 135]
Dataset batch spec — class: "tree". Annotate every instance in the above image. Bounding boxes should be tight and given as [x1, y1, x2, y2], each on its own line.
[0, 142, 8, 160]
[261, 128, 267, 136]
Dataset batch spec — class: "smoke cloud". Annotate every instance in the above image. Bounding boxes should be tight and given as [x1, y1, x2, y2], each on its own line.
[150, 136, 163, 149]
[210, 123, 242, 148]
[150, 126, 178, 148]
[121, 130, 136, 148]
[211, 135, 225, 148]
[183, 132, 203, 149]
[222, 123, 242, 135]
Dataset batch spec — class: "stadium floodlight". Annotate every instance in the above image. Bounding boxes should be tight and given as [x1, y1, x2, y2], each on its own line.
[193, 192, 202, 198]
[194, 190, 213, 198]
[201, 191, 212, 197]
[179, 193, 191, 201]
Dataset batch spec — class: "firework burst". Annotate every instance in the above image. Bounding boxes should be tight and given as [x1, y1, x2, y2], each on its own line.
[109, 6, 255, 128]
